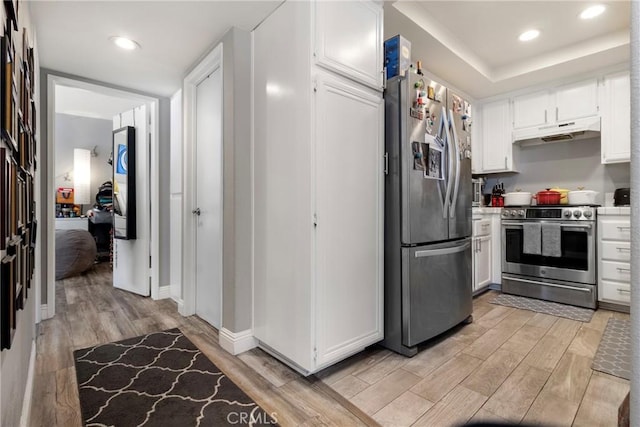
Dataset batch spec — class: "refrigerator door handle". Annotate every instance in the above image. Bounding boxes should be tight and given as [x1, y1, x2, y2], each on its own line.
[447, 109, 461, 218]
[440, 106, 454, 219]
[415, 241, 471, 258]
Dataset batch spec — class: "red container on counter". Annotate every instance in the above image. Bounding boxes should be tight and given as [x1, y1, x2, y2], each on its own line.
[534, 189, 562, 205]
[491, 195, 504, 207]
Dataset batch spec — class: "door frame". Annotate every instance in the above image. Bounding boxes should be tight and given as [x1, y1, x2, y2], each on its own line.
[45, 74, 160, 319]
[181, 43, 223, 322]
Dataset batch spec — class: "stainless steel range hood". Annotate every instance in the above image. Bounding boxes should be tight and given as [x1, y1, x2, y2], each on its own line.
[513, 116, 601, 146]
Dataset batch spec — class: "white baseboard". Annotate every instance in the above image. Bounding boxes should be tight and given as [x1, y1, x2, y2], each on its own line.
[219, 328, 258, 355]
[40, 304, 49, 321]
[157, 285, 171, 300]
[176, 299, 187, 316]
[19, 341, 36, 427]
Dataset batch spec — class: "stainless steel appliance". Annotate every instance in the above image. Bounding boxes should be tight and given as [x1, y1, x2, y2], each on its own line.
[472, 178, 484, 207]
[501, 205, 597, 309]
[383, 72, 473, 357]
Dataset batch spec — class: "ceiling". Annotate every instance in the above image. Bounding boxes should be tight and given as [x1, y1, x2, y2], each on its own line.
[30, 1, 283, 98]
[30, 1, 630, 101]
[56, 86, 143, 120]
[387, 1, 630, 99]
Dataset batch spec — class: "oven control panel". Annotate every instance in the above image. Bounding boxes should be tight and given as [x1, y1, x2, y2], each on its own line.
[501, 209, 526, 219]
[502, 206, 596, 221]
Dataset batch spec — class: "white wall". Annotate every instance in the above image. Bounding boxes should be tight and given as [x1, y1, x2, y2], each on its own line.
[484, 138, 630, 205]
[0, 2, 39, 426]
[170, 90, 182, 302]
[54, 113, 112, 211]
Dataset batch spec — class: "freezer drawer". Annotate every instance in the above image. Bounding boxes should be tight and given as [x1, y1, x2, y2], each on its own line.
[402, 239, 472, 347]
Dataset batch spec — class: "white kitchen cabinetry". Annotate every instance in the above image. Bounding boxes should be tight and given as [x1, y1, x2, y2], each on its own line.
[472, 218, 492, 292]
[480, 99, 514, 173]
[601, 71, 630, 164]
[555, 79, 599, 122]
[314, 0, 383, 90]
[253, 0, 383, 375]
[512, 79, 598, 131]
[597, 211, 631, 309]
[512, 91, 550, 129]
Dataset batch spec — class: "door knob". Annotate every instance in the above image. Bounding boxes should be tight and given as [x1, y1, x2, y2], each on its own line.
[192, 208, 201, 216]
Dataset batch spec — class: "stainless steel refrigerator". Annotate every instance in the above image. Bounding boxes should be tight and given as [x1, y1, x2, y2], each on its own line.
[382, 71, 473, 357]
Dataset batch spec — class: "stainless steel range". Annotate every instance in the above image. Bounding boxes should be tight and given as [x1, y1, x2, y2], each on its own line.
[501, 205, 597, 309]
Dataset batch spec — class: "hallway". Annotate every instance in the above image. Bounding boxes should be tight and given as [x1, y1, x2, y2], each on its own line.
[30, 264, 373, 426]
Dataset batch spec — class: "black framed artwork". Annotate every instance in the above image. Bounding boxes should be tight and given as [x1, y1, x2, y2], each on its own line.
[112, 126, 136, 240]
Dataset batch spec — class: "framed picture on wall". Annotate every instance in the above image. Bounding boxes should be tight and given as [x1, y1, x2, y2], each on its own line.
[3, 0, 18, 31]
[1, 35, 18, 152]
[0, 147, 6, 250]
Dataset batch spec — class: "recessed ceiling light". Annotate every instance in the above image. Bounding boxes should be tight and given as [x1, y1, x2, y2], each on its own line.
[519, 29, 540, 42]
[110, 36, 140, 50]
[580, 4, 606, 20]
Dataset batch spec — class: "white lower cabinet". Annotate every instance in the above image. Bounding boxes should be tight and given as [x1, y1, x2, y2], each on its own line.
[473, 235, 492, 291]
[597, 212, 631, 308]
[253, 0, 383, 375]
[472, 216, 492, 292]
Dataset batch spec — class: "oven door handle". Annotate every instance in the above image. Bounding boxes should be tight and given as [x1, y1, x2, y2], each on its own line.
[502, 275, 593, 293]
[501, 222, 592, 229]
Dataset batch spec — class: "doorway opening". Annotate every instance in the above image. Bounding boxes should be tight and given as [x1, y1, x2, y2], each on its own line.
[45, 74, 160, 321]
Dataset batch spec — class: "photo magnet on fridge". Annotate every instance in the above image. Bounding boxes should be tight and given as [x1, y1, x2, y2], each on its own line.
[411, 141, 426, 171]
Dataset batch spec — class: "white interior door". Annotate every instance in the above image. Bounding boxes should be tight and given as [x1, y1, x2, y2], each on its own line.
[194, 67, 222, 328]
[112, 106, 151, 296]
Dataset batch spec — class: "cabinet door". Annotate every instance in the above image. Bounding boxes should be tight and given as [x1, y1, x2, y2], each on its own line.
[314, 0, 383, 90]
[314, 72, 384, 367]
[471, 106, 482, 173]
[473, 235, 492, 291]
[555, 79, 599, 122]
[481, 99, 512, 172]
[601, 71, 630, 164]
[513, 91, 550, 129]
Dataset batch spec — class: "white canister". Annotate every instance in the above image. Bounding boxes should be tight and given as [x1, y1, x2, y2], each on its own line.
[504, 192, 532, 206]
[568, 190, 599, 205]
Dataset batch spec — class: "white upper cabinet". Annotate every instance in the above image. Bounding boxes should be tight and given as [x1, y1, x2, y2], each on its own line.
[513, 91, 551, 129]
[601, 71, 630, 164]
[554, 78, 599, 122]
[314, 0, 383, 91]
[471, 106, 483, 174]
[512, 79, 598, 132]
[480, 99, 514, 173]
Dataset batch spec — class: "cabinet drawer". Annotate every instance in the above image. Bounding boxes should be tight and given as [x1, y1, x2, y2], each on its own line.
[473, 219, 491, 237]
[600, 280, 631, 305]
[600, 241, 631, 262]
[599, 219, 631, 241]
[600, 260, 631, 283]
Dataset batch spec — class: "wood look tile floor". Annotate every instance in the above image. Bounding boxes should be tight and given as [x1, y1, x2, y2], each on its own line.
[31, 266, 630, 427]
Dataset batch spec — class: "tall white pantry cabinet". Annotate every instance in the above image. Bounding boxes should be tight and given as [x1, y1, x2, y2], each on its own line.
[253, 0, 384, 374]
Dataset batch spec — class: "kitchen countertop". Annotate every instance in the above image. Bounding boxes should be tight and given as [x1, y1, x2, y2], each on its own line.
[473, 207, 502, 215]
[597, 206, 630, 216]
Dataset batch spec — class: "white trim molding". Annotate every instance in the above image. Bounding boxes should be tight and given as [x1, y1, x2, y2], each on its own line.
[156, 285, 172, 300]
[219, 328, 257, 355]
[40, 304, 50, 321]
[19, 342, 36, 427]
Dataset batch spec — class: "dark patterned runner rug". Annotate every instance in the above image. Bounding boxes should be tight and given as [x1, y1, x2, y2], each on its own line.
[592, 318, 631, 380]
[74, 328, 277, 426]
[490, 293, 594, 322]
